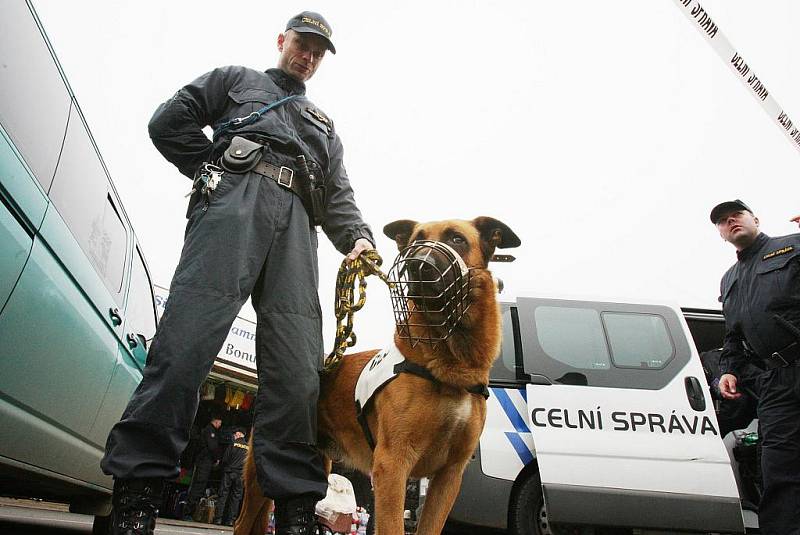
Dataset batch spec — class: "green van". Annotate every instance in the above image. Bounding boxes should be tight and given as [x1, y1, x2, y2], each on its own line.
[0, 0, 156, 516]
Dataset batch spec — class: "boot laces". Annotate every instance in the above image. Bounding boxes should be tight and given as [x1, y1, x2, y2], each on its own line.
[114, 482, 161, 535]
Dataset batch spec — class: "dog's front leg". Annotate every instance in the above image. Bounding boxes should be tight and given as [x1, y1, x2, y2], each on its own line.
[372, 446, 412, 535]
[414, 461, 468, 535]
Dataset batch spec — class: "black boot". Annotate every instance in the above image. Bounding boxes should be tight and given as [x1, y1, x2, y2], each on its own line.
[109, 478, 163, 535]
[274, 495, 319, 535]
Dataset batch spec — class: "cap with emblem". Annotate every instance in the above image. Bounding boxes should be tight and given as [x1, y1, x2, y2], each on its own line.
[710, 199, 753, 224]
[286, 11, 336, 54]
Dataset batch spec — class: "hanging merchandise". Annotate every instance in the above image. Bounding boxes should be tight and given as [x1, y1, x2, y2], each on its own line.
[201, 383, 216, 401]
[233, 389, 246, 409]
[241, 392, 255, 410]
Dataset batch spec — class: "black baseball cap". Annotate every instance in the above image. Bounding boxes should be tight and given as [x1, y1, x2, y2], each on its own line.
[286, 11, 336, 54]
[710, 199, 753, 224]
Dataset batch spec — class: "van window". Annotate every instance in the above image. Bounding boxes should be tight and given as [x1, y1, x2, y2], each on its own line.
[518, 298, 692, 390]
[603, 312, 674, 369]
[0, 0, 71, 191]
[489, 307, 519, 382]
[49, 114, 127, 296]
[127, 248, 157, 343]
[534, 306, 610, 370]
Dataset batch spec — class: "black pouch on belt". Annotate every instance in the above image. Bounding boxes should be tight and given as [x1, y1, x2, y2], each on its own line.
[220, 136, 264, 173]
[309, 186, 326, 226]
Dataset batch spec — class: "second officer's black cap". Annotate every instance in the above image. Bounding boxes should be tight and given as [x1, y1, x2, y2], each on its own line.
[710, 199, 753, 224]
[286, 11, 336, 54]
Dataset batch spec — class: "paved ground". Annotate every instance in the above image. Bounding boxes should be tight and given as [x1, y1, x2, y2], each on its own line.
[0, 497, 498, 534]
[0, 497, 232, 534]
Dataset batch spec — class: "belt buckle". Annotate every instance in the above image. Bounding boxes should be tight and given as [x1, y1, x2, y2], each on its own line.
[771, 351, 790, 367]
[277, 166, 293, 189]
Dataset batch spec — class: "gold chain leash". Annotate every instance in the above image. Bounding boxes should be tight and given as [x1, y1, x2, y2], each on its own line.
[324, 249, 391, 371]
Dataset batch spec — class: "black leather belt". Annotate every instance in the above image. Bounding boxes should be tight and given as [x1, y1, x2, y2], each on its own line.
[254, 160, 297, 191]
[252, 159, 314, 207]
[764, 341, 800, 369]
[251, 157, 326, 226]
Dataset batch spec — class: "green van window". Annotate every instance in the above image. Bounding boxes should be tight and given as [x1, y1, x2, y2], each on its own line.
[127, 247, 157, 344]
[0, 0, 71, 192]
[49, 115, 127, 295]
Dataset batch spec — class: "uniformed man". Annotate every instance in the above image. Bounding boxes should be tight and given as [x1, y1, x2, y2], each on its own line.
[183, 415, 222, 521]
[213, 429, 249, 526]
[100, 11, 375, 535]
[712, 199, 800, 535]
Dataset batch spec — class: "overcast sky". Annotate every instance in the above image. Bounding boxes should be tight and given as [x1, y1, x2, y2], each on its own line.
[33, 0, 799, 351]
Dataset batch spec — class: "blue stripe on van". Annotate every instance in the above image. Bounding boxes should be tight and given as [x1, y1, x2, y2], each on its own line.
[504, 431, 534, 466]
[491, 387, 531, 433]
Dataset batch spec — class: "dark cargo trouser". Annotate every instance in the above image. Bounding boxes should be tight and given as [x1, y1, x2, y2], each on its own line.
[213, 470, 243, 524]
[101, 169, 328, 501]
[757, 365, 800, 535]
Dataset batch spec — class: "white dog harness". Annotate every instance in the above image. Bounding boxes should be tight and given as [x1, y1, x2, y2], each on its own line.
[354, 342, 490, 450]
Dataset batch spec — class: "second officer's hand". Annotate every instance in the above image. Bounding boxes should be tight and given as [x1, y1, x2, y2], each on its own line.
[791, 215, 800, 228]
[346, 238, 374, 264]
[719, 373, 742, 400]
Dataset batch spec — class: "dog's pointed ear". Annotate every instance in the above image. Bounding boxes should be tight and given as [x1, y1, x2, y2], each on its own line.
[473, 217, 521, 249]
[383, 219, 418, 250]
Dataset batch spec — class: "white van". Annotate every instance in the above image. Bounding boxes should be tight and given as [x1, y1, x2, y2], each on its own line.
[447, 295, 758, 534]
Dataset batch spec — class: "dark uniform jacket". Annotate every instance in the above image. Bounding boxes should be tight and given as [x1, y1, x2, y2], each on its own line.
[147, 65, 373, 254]
[221, 436, 249, 473]
[719, 232, 800, 377]
[197, 423, 221, 463]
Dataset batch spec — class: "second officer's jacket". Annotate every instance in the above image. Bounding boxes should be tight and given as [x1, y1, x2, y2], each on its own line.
[719, 232, 800, 376]
[220, 436, 249, 473]
[147, 65, 373, 254]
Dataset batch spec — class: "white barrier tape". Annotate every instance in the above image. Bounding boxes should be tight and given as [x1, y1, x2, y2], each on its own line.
[672, 0, 800, 155]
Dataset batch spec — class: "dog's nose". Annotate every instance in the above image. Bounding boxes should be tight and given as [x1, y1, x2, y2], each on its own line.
[406, 258, 438, 283]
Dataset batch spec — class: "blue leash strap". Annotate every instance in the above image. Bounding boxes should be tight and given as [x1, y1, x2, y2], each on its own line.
[213, 94, 300, 140]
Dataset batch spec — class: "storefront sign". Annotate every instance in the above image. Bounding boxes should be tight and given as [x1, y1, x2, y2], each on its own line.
[153, 285, 257, 373]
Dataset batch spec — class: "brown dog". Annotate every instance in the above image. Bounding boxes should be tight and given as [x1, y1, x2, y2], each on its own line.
[234, 217, 520, 535]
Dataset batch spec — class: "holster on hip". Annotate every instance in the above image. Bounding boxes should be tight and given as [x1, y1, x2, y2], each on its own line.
[309, 185, 326, 227]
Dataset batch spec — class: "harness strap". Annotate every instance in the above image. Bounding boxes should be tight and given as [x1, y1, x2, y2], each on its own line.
[356, 360, 490, 451]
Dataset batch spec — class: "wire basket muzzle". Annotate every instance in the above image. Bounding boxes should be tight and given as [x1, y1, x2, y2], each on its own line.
[387, 240, 472, 345]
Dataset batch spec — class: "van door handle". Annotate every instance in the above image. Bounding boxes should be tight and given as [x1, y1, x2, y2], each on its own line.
[126, 333, 138, 349]
[525, 373, 552, 385]
[109, 307, 123, 327]
[684, 376, 707, 411]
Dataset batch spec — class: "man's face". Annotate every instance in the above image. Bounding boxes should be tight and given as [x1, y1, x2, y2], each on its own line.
[277, 30, 327, 82]
[716, 210, 760, 251]
[211, 418, 222, 429]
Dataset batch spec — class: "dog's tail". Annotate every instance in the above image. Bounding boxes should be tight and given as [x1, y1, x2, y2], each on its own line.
[233, 432, 272, 535]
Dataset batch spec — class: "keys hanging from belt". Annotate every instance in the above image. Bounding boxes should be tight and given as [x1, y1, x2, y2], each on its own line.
[186, 163, 224, 197]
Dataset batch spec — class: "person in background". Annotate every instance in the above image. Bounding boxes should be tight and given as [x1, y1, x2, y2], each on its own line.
[712, 199, 800, 535]
[213, 429, 249, 526]
[183, 415, 222, 521]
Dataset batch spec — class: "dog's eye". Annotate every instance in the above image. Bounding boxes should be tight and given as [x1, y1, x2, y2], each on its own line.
[451, 235, 465, 245]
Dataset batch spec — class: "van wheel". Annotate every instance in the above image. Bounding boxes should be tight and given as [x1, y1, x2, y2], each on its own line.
[508, 471, 598, 535]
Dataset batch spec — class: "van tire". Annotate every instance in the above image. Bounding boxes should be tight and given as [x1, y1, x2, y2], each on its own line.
[508, 471, 601, 535]
[508, 471, 550, 535]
